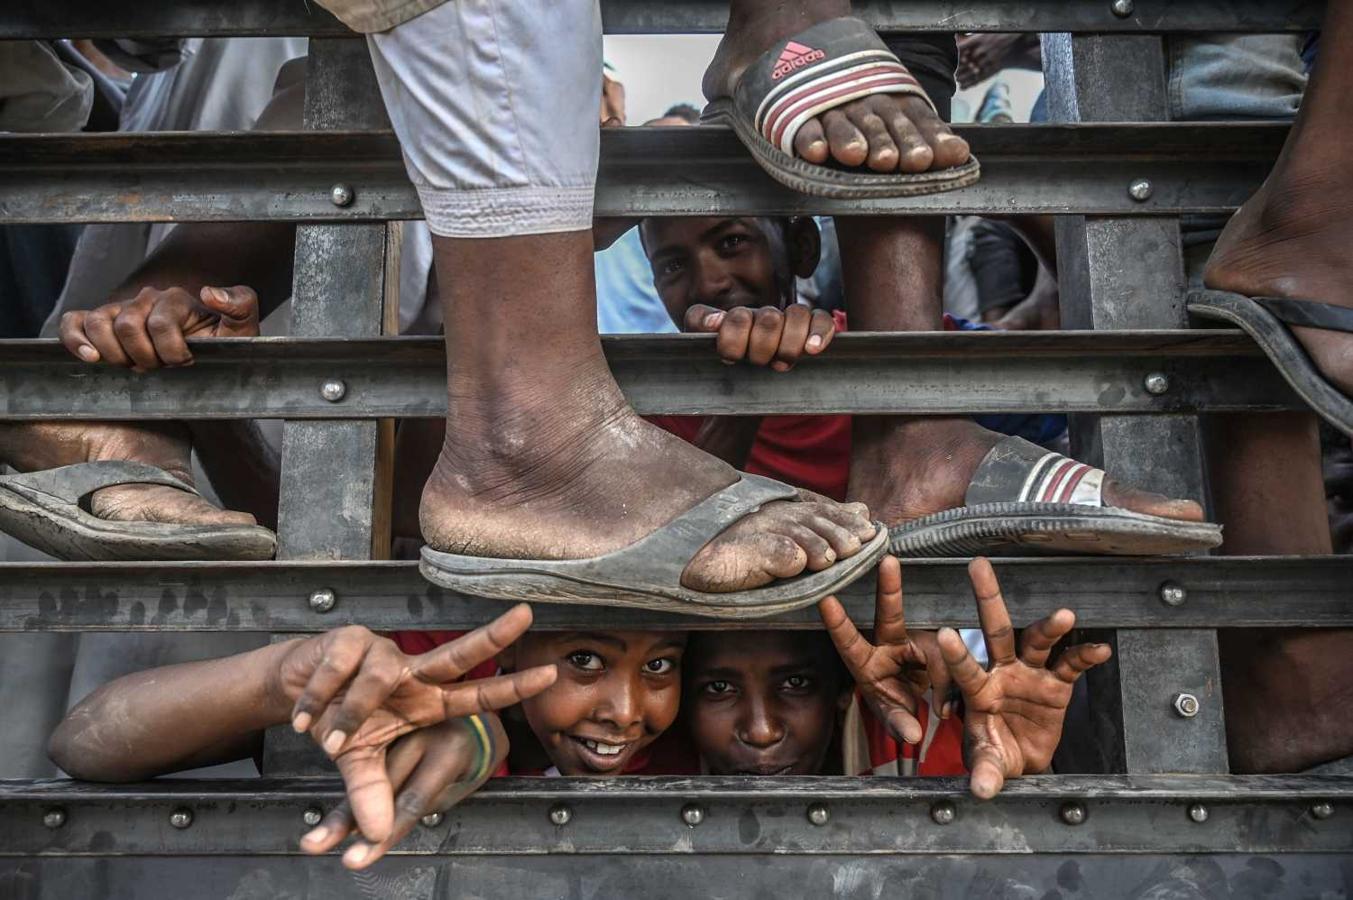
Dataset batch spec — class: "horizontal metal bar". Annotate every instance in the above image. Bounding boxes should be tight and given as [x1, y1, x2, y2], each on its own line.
[0, 332, 1302, 421]
[0, 124, 1284, 223]
[3, 556, 1348, 632]
[3, 775, 1349, 856]
[0, 0, 1323, 38]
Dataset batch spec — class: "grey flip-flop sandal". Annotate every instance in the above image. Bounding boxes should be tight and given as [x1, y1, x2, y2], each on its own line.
[420, 473, 888, 619]
[1187, 289, 1353, 438]
[701, 16, 981, 199]
[0, 461, 277, 561]
[889, 437, 1222, 557]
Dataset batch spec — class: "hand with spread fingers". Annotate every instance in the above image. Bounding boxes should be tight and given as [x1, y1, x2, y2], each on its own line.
[271, 603, 556, 845]
[299, 713, 508, 870]
[939, 557, 1113, 799]
[818, 555, 951, 746]
[684, 303, 836, 372]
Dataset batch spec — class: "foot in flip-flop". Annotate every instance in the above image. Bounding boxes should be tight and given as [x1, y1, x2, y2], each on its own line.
[701, 9, 977, 198]
[1190, 173, 1353, 437]
[416, 404, 885, 618]
[849, 419, 1220, 557]
[0, 421, 275, 561]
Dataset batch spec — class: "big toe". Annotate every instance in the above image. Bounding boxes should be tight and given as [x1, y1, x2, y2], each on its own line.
[1103, 480, 1205, 522]
[92, 485, 259, 527]
[682, 528, 808, 593]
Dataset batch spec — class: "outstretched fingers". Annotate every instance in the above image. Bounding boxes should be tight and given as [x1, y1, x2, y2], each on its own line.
[872, 555, 908, 648]
[968, 746, 1008, 800]
[412, 603, 536, 684]
[1017, 609, 1076, 670]
[817, 595, 874, 678]
[438, 666, 558, 721]
[1050, 642, 1113, 685]
[969, 558, 1016, 666]
[333, 747, 397, 846]
[938, 627, 988, 700]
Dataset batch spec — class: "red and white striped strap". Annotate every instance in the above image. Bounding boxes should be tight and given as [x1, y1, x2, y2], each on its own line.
[753, 49, 935, 156]
[1016, 452, 1106, 507]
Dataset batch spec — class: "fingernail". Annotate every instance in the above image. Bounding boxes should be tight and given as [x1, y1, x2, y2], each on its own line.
[806, 335, 823, 350]
[323, 730, 347, 755]
[721, 359, 736, 366]
[703, 312, 723, 328]
[302, 826, 328, 844]
[77, 346, 98, 362]
[344, 844, 369, 866]
[772, 361, 790, 373]
[292, 712, 311, 733]
[209, 287, 229, 304]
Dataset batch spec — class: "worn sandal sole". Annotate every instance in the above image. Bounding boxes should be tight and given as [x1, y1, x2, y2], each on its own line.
[889, 502, 1222, 558]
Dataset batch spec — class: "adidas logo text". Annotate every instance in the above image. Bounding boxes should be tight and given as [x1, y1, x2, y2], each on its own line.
[772, 41, 825, 79]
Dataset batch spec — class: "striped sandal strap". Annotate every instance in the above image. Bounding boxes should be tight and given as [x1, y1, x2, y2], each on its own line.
[963, 437, 1107, 508]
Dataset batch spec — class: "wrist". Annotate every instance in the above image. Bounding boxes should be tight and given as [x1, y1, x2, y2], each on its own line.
[255, 638, 307, 727]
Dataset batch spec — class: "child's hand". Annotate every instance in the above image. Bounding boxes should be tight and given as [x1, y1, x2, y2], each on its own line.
[299, 714, 507, 870]
[818, 555, 950, 745]
[940, 558, 1112, 800]
[274, 604, 556, 843]
[684, 303, 835, 372]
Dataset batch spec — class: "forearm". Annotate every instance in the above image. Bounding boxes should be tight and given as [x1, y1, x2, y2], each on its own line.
[692, 416, 762, 468]
[109, 222, 297, 319]
[49, 638, 300, 781]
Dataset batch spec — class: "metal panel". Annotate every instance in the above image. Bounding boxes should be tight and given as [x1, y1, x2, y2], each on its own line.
[2, 556, 1351, 633]
[0, 0, 1323, 38]
[2, 776, 1349, 856]
[0, 332, 1304, 420]
[0, 124, 1284, 223]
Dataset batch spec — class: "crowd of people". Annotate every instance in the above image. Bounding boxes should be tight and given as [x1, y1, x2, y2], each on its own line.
[2, 0, 1352, 874]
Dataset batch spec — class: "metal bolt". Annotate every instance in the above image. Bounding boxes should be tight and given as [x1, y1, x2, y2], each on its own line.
[302, 807, 323, 827]
[680, 803, 705, 827]
[421, 812, 444, 828]
[42, 808, 66, 829]
[1128, 178, 1153, 202]
[320, 379, 347, 403]
[1311, 801, 1334, 820]
[930, 801, 956, 825]
[1188, 803, 1209, 823]
[1144, 372, 1170, 395]
[548, 804, 572, 827]
[1059, 802, 1087, 826]
[308, 588, 337, 613]
[1110, 0, 1135, 17]
[806, 803, 830, 827]
[1173, 692, 1200, 718]
[330, 184, 354, 207]
[1159, 582, 1187, 607]
[169, 809, 193, 829]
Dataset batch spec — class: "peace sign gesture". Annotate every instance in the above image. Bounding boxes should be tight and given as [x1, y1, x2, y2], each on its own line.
[938, 558, 1112, 799]
[818, 555, 950, 745]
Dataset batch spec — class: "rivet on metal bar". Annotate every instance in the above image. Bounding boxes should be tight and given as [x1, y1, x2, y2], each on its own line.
[1311, 801, 1335, 820]
[1188, 803, 1209, 823]
[421, 812, 444, 828]
[1159, 581, 1187, 607]
[1144, 372, 1170, 395]
[681, 803, 705, 827]
[330, 184, 354, 207]
[42, 808, 66, 829]
[1173, 692, 1201, 718]
[308, 588, 337, 613]
[320, 379, 347, 403]
[302, 807, 323, 827]
[806, 803, 829, 827]
[1128, 178, 1153, 202]
[1110, 0, 1135, 17]
[930, 801, 956, 825]
[548, 804, 572, 827]
[1059, 802, 1087, 826]
[169, 808, 194, 829]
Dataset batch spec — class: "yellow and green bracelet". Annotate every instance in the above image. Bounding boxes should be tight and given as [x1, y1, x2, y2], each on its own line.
[462, 713, 496, 784]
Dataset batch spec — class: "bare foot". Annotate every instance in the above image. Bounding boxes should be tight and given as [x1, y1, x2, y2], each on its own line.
[703, 2, 970, 174]
[848, 418, 1206, 524]
[0, 421, 257, 527]
[418, 375, 876, 594]
[1204, 172, 1353, 396]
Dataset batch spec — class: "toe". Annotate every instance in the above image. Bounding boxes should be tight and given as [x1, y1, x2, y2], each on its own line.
[806, 514, 863, 559]
[681, 529, 808, 593]
[904, 96, 971, 169]
[822, 109, 868, 168]
[1102, 479, 1206, 522]
[845, 103, 900, 172]
[793, 118, 830, 164]
[777, 522, 837, 571]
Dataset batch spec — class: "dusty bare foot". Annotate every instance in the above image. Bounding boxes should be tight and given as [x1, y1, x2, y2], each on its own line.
[703, 0, 970, 174]
[1204, 172, 1353, 396]
[0, 421, 257, 527]
[847, 418, 1206, 524]
[419, 375, 876, 594]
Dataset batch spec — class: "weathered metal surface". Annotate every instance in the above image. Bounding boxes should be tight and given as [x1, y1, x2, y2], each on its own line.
[2, 776, 1350, 856]
[0, 332, 1304, 420]
[0, 124, 1286, 222]
[2, 556, 1350, 633]
[0, 0, 1323, 38]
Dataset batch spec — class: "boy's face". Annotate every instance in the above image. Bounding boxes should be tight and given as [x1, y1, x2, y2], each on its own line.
[503, 631, 687, 776]
[685, 631, 851, 776]
[640, 216, 795, 325]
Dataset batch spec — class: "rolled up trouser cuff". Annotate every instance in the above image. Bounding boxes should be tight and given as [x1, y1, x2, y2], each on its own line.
[416, 184, 595, 239]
